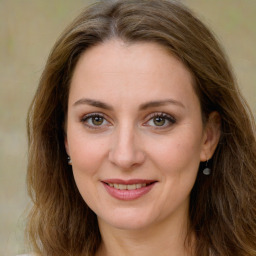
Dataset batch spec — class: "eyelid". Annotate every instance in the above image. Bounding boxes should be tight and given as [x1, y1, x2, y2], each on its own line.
[81, 112, 112, 129]
[146, 112, 176, 121]
[143, 112, 176, 128]
[81, 112, 104, 120]
[80, 111, 176, 130]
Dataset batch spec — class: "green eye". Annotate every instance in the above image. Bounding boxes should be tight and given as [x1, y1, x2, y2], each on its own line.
[81, 113, 109, 129]
[146, 113, 176, 128]
[153, 116, 166, 126]
[91, 116, 104, 126]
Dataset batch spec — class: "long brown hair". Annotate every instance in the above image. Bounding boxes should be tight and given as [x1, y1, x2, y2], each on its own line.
[26, 0, 256, 255]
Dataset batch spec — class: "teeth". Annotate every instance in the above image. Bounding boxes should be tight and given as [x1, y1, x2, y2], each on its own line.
[136, 184, 142, 189]
[119, 184, 126, 190]
[107, 183, 149, 190]
[127, 184, 136, 190]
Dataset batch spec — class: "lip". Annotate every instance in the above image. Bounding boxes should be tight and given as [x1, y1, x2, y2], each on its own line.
[102, 179, 157, 201]
[102, 179, 156, 185]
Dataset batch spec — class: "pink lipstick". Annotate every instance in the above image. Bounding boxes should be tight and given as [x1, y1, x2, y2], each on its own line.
[102, 179, 157, 200]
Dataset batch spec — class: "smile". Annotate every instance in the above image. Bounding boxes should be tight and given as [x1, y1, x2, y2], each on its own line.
[107, 183, 147, 190]
[102, 179, 157, 200]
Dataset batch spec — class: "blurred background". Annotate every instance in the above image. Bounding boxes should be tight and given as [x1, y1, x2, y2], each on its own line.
[0, 0, 255, 255]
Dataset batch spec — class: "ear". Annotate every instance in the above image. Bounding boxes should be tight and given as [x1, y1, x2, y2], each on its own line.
[200, 111, 221, 161]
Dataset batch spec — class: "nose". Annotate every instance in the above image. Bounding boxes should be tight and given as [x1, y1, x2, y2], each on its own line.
[108, 125, 145, 169]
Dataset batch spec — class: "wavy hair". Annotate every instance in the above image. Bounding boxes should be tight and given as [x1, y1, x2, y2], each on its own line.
[26, 0, 256, 255]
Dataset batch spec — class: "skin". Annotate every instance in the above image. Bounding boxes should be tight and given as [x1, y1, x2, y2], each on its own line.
[65, 39, 220, 256]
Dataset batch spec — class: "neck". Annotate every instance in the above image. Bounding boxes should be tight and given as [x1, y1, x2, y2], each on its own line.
[95, 211, 194, 256]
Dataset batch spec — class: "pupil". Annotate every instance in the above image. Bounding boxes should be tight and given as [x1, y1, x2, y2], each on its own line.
[154, 117, 165, 126]
[92, 116, 103, 125]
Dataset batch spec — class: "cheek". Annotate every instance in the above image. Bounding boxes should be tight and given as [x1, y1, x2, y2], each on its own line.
[68, 135, 107, 207]
[149, 130, 203, 177]
[68, 133, 108, 176]
[149, 132, 202, 213]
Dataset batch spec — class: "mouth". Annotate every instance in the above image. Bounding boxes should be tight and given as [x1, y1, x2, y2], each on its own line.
[104, 182, 155, 190]
[101, 179, 157, 200]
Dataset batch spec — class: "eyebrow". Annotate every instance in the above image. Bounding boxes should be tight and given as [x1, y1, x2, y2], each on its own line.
[73, 98, 114, 110]
[73, 98, 184, 110]
[139, 99, 185, 110]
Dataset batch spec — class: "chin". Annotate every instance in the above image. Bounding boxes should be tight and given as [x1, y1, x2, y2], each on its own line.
[102, 219, 152, 231]
[97, 208, 158, 231]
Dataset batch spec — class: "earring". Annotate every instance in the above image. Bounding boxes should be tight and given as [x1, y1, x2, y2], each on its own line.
[67, 156, 72, 165]
[203, 160, 211, 175]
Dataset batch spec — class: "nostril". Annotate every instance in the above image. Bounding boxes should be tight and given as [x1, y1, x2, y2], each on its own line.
[108, 147, 146, 169]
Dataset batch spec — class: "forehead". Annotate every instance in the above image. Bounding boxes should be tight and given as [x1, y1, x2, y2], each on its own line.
[69, 39, 198, 110]
[73, 39, 191, 76]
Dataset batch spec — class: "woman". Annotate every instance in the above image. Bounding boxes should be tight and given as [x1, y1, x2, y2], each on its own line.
[26, 0, 256, 255]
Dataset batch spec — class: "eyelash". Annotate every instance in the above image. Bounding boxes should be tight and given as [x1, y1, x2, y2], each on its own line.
[81, 113, 110, 129]
[80, 112, 176, 130]
[144, 112, 176, 128]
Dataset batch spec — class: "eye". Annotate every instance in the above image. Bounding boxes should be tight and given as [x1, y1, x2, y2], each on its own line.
[145, 112, 176, 128]
[81, 113, 110, 129]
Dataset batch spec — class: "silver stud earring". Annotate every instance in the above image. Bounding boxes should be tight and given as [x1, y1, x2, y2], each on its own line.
[67, 156, 72, 165]
[203, 160, 211, 175]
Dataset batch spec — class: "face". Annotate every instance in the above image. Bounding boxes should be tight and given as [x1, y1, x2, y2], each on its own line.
[65, 39, 217, 231]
